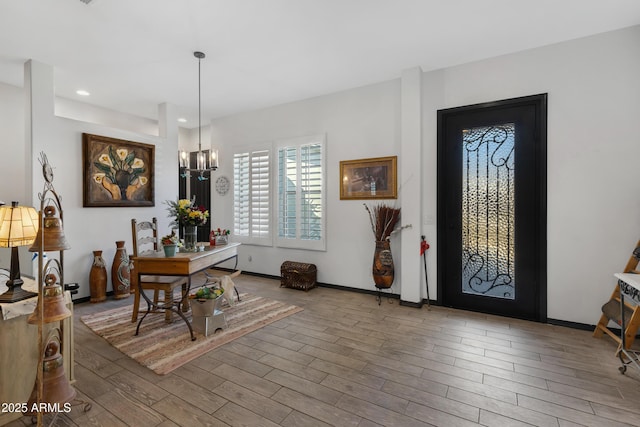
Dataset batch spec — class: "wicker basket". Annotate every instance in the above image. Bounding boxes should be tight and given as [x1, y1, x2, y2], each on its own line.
[280, 261, 317, 291]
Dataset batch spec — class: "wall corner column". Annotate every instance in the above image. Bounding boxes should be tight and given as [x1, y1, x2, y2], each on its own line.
[157, 102, 180, 211]
[399, 66, 423, 305]
[24, 60, 55, 208]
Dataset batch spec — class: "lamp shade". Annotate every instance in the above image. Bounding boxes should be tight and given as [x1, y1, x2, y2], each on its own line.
[0, 201, 39, 248]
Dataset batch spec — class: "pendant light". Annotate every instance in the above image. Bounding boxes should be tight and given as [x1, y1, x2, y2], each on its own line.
[179, 51, 218, 181]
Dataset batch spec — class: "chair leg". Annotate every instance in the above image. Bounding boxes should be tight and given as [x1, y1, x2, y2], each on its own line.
[164, 288, 172, 323]
[181, 283, 189, 312]
[132, 287, 140, 323]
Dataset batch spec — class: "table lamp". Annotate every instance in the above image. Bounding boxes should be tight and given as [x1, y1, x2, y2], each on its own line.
[0, 201, 39, 302]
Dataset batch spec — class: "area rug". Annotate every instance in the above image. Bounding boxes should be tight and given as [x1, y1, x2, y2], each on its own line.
[80, 294, 303, 375]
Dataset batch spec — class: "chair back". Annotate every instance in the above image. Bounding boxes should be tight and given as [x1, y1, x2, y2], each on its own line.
[131, 218, 159, 257]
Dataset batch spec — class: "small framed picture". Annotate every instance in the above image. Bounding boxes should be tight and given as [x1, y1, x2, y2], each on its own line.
[340, 156, 397, 200]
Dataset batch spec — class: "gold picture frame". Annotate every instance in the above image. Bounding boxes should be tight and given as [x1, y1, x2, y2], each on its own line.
[340, 156, 397, 200]
[82, 133, 155, 207]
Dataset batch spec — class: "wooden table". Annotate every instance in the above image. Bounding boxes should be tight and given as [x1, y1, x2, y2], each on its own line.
[130, 242, 240, 340]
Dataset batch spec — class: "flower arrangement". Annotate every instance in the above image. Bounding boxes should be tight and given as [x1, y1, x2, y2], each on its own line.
[160, 231, 179, 246]
[212, 228, 230, 237]
[189, 286, 224, 300]
[165, 197, 209, 227]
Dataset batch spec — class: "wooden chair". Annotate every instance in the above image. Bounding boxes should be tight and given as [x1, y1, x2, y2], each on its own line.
[130, 218, 188, 323]
[593, 240, 640, 349]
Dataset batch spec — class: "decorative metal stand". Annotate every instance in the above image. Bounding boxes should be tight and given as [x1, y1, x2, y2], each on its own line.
[26, 153, 91, 426]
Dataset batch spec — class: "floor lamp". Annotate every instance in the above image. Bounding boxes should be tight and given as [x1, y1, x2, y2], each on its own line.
[0, 201, 39, 303]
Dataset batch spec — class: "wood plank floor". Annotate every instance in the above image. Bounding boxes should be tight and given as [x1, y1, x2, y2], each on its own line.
[7, 273, 640, 426]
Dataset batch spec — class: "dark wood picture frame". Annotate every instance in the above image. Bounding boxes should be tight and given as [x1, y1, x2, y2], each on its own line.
[339, 155, 397, 200]
[82, 133, 155, 207]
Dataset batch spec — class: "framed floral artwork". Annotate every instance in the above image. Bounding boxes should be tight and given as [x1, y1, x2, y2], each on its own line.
[340, 155, 397, 200]
[82, 133, 155, 207]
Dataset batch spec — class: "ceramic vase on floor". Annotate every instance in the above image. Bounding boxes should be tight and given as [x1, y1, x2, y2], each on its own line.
[89, 250, 107, 303]
[112, 240, 131, 299]
[372, 240, 394, 289]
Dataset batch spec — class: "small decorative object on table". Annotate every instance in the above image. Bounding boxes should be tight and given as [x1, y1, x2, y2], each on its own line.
[210, 228, 230, 246]
[188, 286, 226, 335]
[280, 261, 317, 291]
[161, 231, 179, 257]
[165, 197, 209, 252]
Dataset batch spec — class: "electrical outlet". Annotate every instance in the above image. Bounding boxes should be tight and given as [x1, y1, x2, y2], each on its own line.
[248, 255, 252, 262]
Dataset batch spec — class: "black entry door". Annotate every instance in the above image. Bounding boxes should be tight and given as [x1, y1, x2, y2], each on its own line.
[437, 94, 547, 321]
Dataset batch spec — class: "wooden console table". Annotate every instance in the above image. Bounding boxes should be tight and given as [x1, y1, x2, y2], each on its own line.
[130, 242, 240, 341]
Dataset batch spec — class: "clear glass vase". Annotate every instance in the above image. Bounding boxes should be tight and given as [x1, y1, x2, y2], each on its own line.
[183, 225, 198, 252]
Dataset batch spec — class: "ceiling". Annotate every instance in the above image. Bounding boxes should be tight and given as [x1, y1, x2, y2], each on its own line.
[1, 0, 640, 127]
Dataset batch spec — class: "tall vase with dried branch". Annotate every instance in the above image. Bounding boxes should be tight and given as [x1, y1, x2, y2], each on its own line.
[364, 203, 401, 290]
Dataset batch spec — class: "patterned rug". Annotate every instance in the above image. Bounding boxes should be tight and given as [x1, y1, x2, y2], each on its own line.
[80, 294, 303, 375]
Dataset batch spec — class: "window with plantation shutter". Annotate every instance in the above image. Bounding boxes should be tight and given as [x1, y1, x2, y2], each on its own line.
[276, 134, 326, 251]
[233, 147, 271, 245]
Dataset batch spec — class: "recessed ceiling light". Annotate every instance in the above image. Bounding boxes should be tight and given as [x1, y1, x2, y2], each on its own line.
[76, 90, 90, 96]
[177, 118, 187, 123]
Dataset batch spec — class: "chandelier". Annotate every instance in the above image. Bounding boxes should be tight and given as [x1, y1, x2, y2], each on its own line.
[180, 51, 218, 181]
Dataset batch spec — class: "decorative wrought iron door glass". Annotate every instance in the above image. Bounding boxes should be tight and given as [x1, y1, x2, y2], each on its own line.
[462, 123, 515, 299]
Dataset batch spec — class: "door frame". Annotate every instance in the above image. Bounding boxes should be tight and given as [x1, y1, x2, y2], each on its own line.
[436, 94, 547, 322]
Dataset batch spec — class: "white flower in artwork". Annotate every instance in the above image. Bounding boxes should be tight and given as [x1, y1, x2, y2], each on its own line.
[98, 154, 112, 166]
[116, 148, 128, 160]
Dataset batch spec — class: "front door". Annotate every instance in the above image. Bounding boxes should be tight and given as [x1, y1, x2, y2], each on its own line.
[437, 94, 547, 321]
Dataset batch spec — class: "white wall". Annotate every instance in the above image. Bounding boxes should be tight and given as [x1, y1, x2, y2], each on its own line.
[421, 25, 640, 324]
[0, 61, 181, 300]
[212, 25, 640, 325]
[1, 26, 638, 325]
[210, 80, 401, 291]
[0, 83, 27, 271]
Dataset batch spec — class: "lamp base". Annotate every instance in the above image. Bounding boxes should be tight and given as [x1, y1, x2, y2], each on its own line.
[0, 278, 37, 303]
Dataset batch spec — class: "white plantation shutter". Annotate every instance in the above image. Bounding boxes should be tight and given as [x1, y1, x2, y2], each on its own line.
[300, 143, 322, 240]
[233, 148, 271, 245]
[250, 150, 270, 237]
[276, 135, 326, 251]
[278, 147, 297, 239]
[233, 153, 250, 237]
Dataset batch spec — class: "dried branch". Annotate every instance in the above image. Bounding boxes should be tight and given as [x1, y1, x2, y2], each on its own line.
[364, 203, 401, 241]
[363, 203, 376, 238]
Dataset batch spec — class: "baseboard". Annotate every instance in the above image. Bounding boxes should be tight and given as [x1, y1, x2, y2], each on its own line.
[74, 290, 115, 305]
[547, 318, 595, 331]
[72, 271, 612, 336]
